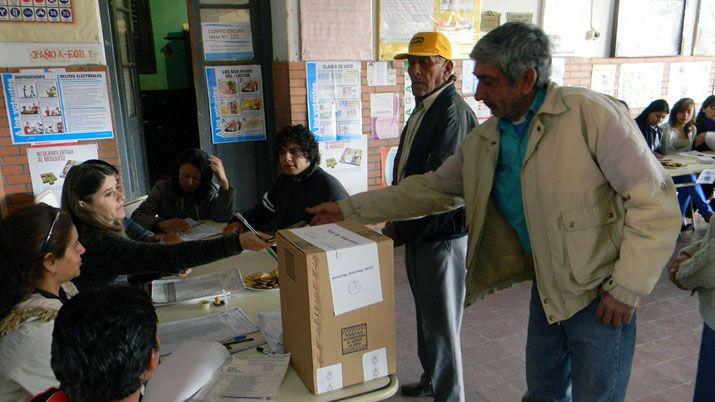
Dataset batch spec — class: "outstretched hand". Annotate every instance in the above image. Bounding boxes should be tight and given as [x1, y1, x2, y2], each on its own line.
[306, 202, 344, 225]
[238, 231, 274, 251]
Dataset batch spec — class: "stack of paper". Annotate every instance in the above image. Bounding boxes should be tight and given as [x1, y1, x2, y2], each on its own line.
[257, 309, 283, 353]
[180, 218, 221, 241]
[158, 308, 258, 355]
[151, 268, 244, 305]
[680, 151, 715, 164]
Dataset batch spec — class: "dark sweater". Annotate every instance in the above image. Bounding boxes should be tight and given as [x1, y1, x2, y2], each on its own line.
[236, 164, 348, 234]
[73, 224, 243, 291]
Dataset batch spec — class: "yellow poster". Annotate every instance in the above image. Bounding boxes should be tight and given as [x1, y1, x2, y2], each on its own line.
[379, 0, 481, 60]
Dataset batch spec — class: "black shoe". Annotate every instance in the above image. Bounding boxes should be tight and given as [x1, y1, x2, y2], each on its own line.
[681, 223, 694, 232]
[400, 381, 433, 397]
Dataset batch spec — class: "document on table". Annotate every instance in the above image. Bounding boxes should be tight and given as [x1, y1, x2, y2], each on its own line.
[180, 218, 221, 241]
[158, 308, 258, 355]
[151, 268, 245, 305]
[257, 309, 283, 353]
[189, 354, 291, 401]
[680, 151, 715, 164]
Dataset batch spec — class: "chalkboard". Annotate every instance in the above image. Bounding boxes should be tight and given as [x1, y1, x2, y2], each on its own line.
[612, 0, 686, 57]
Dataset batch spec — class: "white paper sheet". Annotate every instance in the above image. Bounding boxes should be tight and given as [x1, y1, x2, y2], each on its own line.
[180, 218, 221, 242]
[698, 169, 715, 185]
[151, 268, 244, 305]
[461, 59, 477, 94]
[362, 347, 388, 382]
[590, 64, 617, 96]
[367, 61, 397, 86]
[190, 354, 291, 401]
[144, 341, 229, 402]
[289, 224, 383, 315]
[158, 308, 258, 355]
[257, 309, 284, 354]
[316, 363, 343, 394]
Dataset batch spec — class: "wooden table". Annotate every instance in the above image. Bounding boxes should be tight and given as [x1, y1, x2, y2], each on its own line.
[662, 151, 715, 179]
[155, 244, 399, 401]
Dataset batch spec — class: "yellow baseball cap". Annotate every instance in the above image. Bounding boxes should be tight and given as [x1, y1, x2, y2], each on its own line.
[394, 32, 452, 60]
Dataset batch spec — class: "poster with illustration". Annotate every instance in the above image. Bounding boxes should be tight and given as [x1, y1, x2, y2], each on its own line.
[205, 65, 266, 143]
[306, 61, 363, 142]
[319, 137, 368, 195]
[27, 143, 98, 203]
[2, 70, 113, 144]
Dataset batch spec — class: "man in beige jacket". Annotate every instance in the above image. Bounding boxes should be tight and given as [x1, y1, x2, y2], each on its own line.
[309, 22, 680, 401]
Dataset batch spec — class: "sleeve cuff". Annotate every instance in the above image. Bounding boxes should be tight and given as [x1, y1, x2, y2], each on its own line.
[602, 279, 642, 307]
[338, 199, 358, 221]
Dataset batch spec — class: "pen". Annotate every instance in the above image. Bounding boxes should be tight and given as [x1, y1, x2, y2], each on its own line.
[222, 337, 254, 346]
[233, 212, 278, 260]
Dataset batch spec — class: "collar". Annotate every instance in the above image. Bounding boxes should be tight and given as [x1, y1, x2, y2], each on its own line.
[414, 80, 454, 112]
[35, 287, 69, 303]
[287, 163, 318, 182]
[497, 86, 547, 132]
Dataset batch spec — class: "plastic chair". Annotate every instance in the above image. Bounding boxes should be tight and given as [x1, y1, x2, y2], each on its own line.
[35, 190, 60, 208]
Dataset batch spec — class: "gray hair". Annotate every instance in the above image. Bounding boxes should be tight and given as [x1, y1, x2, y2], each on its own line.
[470, 22, 552, 88]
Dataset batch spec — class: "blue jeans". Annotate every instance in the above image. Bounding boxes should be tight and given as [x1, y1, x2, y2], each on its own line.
[523, 283, 636, 402]
[673, 175, 714, 222]
[694, 323, 715, 401]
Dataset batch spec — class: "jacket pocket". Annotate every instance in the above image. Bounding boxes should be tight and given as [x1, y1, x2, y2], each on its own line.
[560, 205, 620, 285]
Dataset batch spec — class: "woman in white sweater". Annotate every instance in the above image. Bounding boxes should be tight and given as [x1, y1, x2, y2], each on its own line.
[0, 204, 85, 401]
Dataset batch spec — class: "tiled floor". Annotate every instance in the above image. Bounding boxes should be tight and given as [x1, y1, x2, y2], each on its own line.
[386, 229, 705, 401]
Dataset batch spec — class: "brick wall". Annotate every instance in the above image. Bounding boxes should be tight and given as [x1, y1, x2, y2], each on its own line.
[0, 66, 121, 215]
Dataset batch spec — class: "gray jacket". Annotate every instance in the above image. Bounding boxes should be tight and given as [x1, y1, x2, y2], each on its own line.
[678, 225, 715, 330]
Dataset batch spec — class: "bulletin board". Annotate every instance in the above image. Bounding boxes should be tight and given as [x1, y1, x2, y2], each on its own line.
[378, 0, 481, 60]
[300, 0, 373, 60]
[612, 0, 685, 57]
[693, 0, 715, 56]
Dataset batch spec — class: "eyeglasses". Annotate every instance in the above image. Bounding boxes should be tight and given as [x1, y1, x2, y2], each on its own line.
[42, 210, 61, 255]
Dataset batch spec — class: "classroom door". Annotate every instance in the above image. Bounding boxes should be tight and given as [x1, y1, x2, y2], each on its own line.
[186, 0, 275, 211]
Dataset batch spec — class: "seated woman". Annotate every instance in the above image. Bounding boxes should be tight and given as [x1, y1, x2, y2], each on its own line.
[61, 163, 270, 290]
[659, 98, 714, 228]
[132, 149, 235, 234]
[695, 95, 715, 151]
[635, 99, 669, 156]
[0, 204, 84, 401]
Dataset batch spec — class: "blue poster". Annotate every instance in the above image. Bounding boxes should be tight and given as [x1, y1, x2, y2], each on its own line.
[205, 65, 266, 144]
[306, 61, 363, 142]
[202, 22, 254, 61]
[2, 71, 114, 144]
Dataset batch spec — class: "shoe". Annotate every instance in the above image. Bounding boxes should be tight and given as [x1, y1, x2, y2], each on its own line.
[681, 223, 694, 232]
[400, 381, 433, 397]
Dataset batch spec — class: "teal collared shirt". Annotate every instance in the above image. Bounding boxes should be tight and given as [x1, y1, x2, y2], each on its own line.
[492, 88, 546, 255]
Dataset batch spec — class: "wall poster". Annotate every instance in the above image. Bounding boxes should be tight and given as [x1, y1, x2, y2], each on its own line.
[27, 142, 98, 203]
[200, 8, 253, 61]
[306, 61, 362, 142]
[0, 0, 75, 24]
[205, 65, 266, 144]
[618, 63, 664, 108]
[613, 0, 685, 57]
[2, 69, 113, 144]
[300, 0, 373, 60]
[378, 0, 481, 60]
[319, 137, 368, 195]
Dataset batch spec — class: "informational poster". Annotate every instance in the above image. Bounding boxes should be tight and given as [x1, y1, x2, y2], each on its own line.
[461, 59, 477, 94]
[480, 10, 500, 32]
[370, 93, 400, 140]
[542, 0, 589, 56]
[367, 62, 397, 87]
[306, 61, 362, 141]
[694, 0, 715, 56]
[506, 12, 532, 24]
[300, 0, 373, 60]
[590, 64, 617, 96]
[27, 143, 98, 202]
[0, 0, 75, 24]
[2, 70, 113, 144]
[465, 97, 491, 124]
[551, 57, 565, 86]
[380, 146, 398, 188]
[403, 62, 416, 124]
[379, 0, 481, 60]
[201, 21, 253, 61]
[618, 63, 664, 108]
[205, 65, 266, 143]
[613, 0, 684, 57]
[319, 137, 368, 195]
[667, 62, 712, 107]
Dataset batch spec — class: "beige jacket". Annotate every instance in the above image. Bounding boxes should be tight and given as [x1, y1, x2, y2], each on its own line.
[340, 83, 681, 323]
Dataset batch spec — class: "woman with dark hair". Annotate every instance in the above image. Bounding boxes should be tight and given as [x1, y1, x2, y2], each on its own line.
[694, 95, 715, 151]
[635, 99, 669, 155]
[659, 98, 713, 228]
[61, 163, 271, 290]
[0, 204, 84, 401]
[132, 148, 235, 234]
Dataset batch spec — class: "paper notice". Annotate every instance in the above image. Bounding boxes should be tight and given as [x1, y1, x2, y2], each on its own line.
[316, 363, 343, 394]
[480, 11, 501, 32]
[362, 347, 388, 382]
[698, 169, 715, 185]
[506, 12, 533, 24]
[158, 308, 258, 355]
[289, 224, 383, 315]
[367, 61, 397, 86]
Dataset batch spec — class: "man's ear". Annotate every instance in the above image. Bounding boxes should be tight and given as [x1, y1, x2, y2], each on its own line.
[443, 60, 454, 79]
[141, 347, 160, 383]
[518, 68, 538, 95]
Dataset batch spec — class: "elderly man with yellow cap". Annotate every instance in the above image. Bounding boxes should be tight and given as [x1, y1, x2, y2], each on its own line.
[384, 31, 476, 400]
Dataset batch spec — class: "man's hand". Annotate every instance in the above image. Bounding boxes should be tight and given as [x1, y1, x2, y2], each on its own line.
[209, 155, 229, 190]
[595, 291, 634, 326]
[668, 253, 691, 290]
[306, 202, 344, 225]
[238, 232, 274, 251]
[177, 268, 192, 277]
[223, 221, 246, 236]
[381, 222, 404, 247]
[157, 218, 190, 234]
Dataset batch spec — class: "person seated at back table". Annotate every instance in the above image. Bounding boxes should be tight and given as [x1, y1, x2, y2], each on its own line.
[31, 286, 159, 402]
[635, 99, 669, 157]
[0, 204, 84, 402]
[61, 163, 271, 291]
[224, 124, 348, 236]
[132, 148, 235, 235]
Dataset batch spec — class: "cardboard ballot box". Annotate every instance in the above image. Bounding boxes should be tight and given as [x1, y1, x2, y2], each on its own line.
[276, 221, 396, 394]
